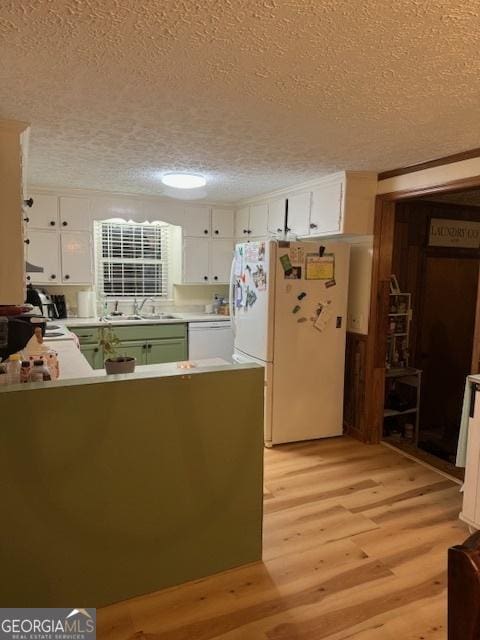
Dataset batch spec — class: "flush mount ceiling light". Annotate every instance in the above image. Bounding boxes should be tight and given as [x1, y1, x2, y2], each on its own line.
[161, 173, 206, 189]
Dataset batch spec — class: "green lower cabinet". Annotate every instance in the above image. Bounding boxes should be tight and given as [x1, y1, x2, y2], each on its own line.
[117, 341, 148, 365]
[80, 344, 104, 370]
[146, 338, 188, 365]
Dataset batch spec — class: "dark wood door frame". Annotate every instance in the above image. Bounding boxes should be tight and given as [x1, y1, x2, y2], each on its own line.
[364, 174, 480, 444]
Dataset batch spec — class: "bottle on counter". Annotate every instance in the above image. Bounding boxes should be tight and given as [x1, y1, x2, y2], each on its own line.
[0, 363, 7, 385]
[6, 353, 22, 384]
[30, 359, 52, 382]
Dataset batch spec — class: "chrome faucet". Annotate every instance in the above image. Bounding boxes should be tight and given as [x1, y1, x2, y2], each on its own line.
[137, 297, 156, 314]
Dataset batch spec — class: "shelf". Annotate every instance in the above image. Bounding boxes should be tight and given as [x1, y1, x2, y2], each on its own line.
[388, 313, 409, 316]
[384, 407, 418, 418]
[386, 367, 422, 378]
[388, 332, 407, 337]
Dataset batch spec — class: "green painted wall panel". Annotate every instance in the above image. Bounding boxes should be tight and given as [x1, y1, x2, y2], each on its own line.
[0, 367, 264, 607]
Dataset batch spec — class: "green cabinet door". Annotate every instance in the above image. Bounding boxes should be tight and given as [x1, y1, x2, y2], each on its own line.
[146, 339, 188, 365]
[80, 344, 103, 370]
[116, 341, 147, 365]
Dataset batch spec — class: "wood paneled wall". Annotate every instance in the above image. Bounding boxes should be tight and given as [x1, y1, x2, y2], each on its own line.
[392, 200, 480, 365]
[344, 331, 367, 439]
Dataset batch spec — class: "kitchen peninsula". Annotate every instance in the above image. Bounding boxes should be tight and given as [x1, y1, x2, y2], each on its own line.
[0, 355, 264, 607]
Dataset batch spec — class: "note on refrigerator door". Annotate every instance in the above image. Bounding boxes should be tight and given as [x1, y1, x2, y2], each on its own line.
[313, 300, 333, 332]
[305, 253, 335, 280]
[289, 245, 305, 266]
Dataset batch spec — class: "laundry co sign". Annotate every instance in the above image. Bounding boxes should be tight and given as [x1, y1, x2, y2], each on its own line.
[429, 218, 480, 249]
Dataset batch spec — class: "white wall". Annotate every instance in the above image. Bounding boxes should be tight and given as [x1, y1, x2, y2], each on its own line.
[343, 236, 373, 335]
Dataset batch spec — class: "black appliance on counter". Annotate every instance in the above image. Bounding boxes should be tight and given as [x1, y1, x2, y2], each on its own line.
[0, 314, 47, 361]
[25, 285, 66, 319]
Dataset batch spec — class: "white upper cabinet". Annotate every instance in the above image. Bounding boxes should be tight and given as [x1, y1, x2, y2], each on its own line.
[183, 237, 210, 283]
[26, 230, 61, 284]
[210, 239, 233, 283]
[182, 237, 233, 284]
[59, 197, 91, 231]
[287, 192, 311, 236]
[267, 198, 286, 235]
[60, 231, 93, 284]
[249, 204, 268, 238]
[211, 208, 234, 238]
[308, 172, 377, 237]
[235, 207, 250, 238]
[310, 181, 343, 235]
[29, 194, 59, 230]
[183, 206, 211, 237]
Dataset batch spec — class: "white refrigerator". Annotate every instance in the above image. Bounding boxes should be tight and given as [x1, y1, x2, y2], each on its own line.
[230, 239, 350, 446]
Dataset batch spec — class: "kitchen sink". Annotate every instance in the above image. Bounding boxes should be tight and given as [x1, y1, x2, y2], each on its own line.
[102, 314, 179, 322]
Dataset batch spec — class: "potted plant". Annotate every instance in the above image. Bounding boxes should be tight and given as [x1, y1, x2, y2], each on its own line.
[99, 326, 136, 374]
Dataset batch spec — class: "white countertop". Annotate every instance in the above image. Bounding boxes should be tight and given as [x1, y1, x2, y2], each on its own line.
[62, 313, 230, 328]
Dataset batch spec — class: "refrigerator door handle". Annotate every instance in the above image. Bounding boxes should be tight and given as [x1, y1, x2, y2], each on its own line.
[229, 256, 237, 338]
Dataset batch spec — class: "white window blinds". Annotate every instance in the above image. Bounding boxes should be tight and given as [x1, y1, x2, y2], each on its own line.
[95, 221, 169, 297]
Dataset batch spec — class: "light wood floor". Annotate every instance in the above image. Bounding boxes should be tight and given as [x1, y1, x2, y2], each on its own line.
[98, 437, 469, 640]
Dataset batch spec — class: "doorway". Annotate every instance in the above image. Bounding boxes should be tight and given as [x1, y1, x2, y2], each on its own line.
[381, 195, 480, 475]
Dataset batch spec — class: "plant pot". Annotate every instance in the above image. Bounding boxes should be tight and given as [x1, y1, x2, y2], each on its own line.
[104, 356, 136, 375]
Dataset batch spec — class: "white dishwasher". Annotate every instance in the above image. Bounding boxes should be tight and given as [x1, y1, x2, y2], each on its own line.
[188, 322, 234, 362]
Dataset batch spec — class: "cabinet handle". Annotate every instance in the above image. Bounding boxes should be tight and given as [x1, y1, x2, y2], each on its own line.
[214, 276, 218, 281]
[243, 229, 247, 234]
[247, 229, 252, 234]
[204, 229, 208, 234]
[94, 347, 99, 353]
[277, 227, 283, 233]
[148, 344, 152, 351]
[50, 274, 56, 280]
[26, 275, 31, 281]
[50, 220, 56, 226]
[24, 216, 30, 223]
[24, 238, 30, 245]
[310, 222, 318, 229]
[24, 198, 34, 208]
[286, 227, 291, 232]
[214, 230, 219, 235]
[64, 274, 70, 280]
[204, 276, 208, 281]
[142, 344, 147, 350]
[62, 221, 68, 227]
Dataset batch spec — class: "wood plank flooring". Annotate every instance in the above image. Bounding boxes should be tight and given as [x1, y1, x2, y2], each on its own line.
[97, 437, 469, 640]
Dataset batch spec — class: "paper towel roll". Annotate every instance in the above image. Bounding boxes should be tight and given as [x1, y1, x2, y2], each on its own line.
[77, 291, 92, 318]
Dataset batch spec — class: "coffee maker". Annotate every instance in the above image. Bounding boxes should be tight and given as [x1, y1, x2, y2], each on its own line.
[25, 285, 64, 319]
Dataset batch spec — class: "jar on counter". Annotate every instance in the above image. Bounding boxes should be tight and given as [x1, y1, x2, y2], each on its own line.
[6, 353, 22, 384]
[30, 359, 52, 382]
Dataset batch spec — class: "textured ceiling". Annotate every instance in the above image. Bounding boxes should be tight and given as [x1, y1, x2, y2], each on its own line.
[1, 0, 479, 202]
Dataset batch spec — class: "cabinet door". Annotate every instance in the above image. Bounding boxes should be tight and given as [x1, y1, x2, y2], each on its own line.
[29, 194, 59, 230]
[146, 338, 188, 364]
[59, 196, 91, 231]
[26, 230, 61, 284]
[60, 231, 93, 284]
[235, 207, 250, 238]
[183, 206, 211, 237]
[116, 341, 147, 365]
[183, 237, 210, 283]
[80, 344, 103, 369]
[287, 192, 311, 236]
[268, 198, 286, 235]
[210, 239, 233, 284]
[310, 181, 343, 235]
[211, 208, 234, 238]
[249, 204, 268, 238]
